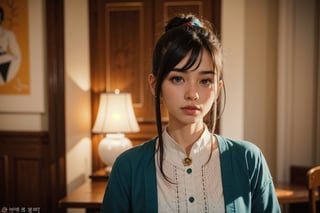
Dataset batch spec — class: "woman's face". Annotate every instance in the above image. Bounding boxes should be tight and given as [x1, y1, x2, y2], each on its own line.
[160, 50, 222, 128]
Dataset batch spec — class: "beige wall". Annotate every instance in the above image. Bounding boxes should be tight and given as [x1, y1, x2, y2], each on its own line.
[221, 0, 246, 140]
[288, 0, 316, 168]
[221, 0, 279, 175]
[64, 1, 92, 213]
[222, 0, 319, 182]
[243, 0, 278, 176]
[276, 0, 319, 181]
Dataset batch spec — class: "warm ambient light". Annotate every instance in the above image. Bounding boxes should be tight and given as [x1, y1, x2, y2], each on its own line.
[92, 90, 140, 172]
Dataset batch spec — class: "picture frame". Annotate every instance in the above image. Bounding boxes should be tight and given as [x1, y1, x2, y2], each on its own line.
[0, 0, 45, 113]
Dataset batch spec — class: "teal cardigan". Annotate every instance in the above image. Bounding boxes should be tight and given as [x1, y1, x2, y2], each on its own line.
[101, 135, 280, 212]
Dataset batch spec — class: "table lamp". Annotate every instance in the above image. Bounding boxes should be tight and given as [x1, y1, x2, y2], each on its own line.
[92, 90, 140, 172]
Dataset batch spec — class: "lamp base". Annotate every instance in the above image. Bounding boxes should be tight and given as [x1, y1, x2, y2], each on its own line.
[98, 133, 132, 171]
[105, 165, 113, 173]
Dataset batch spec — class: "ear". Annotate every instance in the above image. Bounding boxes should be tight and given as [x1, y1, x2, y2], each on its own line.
[148, 73, 156, 97]
[216, 80, 223, 99]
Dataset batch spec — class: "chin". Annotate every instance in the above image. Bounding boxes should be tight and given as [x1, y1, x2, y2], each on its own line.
[181, 118, 203, 126]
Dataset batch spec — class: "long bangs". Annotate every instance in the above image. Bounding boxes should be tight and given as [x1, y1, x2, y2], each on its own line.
[172, 46, 202, 73]
[160, 29, 203, 74]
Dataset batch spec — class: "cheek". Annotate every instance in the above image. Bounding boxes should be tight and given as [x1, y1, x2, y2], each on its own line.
[207, 84, 220, 101]
[161, 83, 182, 108]
[201, 89, 217, 108]
[162, 84, 178, 101]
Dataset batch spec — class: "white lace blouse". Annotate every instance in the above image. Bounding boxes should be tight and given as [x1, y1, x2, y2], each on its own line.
[155, 126, 225, 213]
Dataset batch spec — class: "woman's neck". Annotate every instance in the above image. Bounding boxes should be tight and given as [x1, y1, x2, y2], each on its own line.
[167, 122, 205, 155]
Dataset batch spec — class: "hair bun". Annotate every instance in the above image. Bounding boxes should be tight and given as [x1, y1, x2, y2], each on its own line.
[165, 14, 203, 32]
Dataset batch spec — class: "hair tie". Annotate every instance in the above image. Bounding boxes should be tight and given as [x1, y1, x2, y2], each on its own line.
[182, 18, 203, 28]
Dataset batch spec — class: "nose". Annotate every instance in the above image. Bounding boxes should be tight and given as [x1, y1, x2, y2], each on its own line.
[184, 84, 199, 101]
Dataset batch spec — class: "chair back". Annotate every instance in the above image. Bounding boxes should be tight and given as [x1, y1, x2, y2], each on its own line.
[307, 166, 320, 213]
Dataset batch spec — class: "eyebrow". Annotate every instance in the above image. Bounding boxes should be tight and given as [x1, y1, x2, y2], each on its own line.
[199, 70, 216, 75]
[170, 70, 216, 76]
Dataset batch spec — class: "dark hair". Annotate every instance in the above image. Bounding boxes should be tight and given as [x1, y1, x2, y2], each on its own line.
[152, 14, 224, 182]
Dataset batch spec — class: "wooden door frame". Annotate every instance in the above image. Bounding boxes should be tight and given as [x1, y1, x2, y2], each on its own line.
[46, 0, 66, 211]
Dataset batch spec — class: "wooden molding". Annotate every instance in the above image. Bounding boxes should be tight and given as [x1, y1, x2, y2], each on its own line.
[46, 0, 66, 211]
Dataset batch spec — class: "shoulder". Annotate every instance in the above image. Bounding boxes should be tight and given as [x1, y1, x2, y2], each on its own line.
[108, 138, 157, 188]
[114, 138, 156, 168]
[119, 138, 156, 157]
[216, 134, 261, 156]
[216, 135, 279, 211]
[215, 134, 268, 174]
[103, 139, 158, 212]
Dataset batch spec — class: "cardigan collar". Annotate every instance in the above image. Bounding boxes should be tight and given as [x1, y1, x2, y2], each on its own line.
[162, 125, 214, 167]
[216, 135, 236, 213]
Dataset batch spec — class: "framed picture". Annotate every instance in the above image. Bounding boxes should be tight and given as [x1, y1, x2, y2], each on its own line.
[0, 0, 45, 113]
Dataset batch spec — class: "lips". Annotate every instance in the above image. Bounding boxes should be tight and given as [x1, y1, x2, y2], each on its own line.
[181, 105, 200, 115]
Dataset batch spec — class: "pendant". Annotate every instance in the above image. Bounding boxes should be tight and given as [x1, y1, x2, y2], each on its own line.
[183, 157, 192, 166]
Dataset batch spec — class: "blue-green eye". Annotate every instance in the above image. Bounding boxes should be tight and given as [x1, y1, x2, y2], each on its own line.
[200, 78, 213, 85]
[170, 76, 184, 84]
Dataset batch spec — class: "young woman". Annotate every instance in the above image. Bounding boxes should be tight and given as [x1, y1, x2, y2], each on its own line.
[101, 14, 280, 213]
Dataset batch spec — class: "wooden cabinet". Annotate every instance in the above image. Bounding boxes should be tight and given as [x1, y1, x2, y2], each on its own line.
[89, 0, 221, 171]
[0, 132, 49, 211]
[104, 1, 154, 121]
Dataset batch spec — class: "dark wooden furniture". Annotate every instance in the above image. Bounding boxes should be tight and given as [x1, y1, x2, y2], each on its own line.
[275, 182, 312, 204]
[289, 165, 317, 212]
[59, 169, 108, 212]
[306, 166, 320, 213]
[290, 165, 311, 185]
[59, 181, 106, 213]
[89, 168, 109, 181]
[0, 132, 49, 210]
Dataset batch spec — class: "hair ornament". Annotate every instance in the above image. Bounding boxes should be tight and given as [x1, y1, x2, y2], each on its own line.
[192, 18, 203, 27]
[182, 18, 203, 28]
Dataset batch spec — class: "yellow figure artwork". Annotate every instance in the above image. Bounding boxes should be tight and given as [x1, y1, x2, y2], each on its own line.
[0, 6, 21, 85]
[0, 0, 30, 95]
